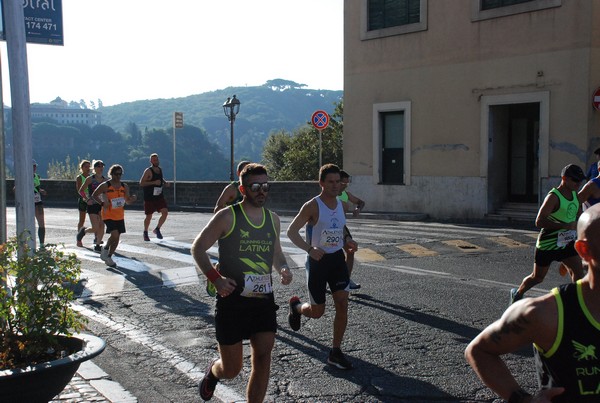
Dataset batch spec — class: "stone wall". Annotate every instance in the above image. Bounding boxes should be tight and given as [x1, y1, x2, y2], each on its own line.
[5, 179, 321, 215]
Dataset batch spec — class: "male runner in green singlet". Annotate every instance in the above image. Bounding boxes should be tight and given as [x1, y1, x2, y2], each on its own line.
[466, 203, 600, 403]
[510, 164, 585, 304]
[192, 163, 293, 402]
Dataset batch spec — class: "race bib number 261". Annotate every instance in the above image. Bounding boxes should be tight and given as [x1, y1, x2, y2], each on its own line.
[240, 273, 272, 298]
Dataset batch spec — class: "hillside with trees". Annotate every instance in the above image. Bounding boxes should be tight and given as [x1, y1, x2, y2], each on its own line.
[100, 79, 342, 166]
[4, 79, 343, 181]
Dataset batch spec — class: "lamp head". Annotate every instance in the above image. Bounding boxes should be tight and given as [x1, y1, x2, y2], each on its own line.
[223, 95, 241, 119]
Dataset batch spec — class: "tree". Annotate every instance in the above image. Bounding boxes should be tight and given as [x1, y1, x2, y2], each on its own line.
[264, 79, 307, 91]
[47, 155, 89, 179]
[262, 130, 292, 175]
[124, 122, 142, 145]
[262, 100, 343, 180]
[91, 124, 121, 143]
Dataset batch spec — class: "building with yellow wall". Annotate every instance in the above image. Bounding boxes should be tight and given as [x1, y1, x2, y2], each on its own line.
[344, 0, 600, 219]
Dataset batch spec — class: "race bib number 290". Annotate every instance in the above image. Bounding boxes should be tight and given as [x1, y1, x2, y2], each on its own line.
[320, 228, 343, 249]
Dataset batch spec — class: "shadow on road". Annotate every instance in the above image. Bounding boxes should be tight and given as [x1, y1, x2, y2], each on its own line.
[276, 326, 456, 401]
[350, 293, 532, 358]
[104, 256, 213, 324]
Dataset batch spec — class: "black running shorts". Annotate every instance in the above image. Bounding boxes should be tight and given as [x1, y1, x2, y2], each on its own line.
[104, 219, 126, 234]
[215, 293, 278, 345]
[307, 249, 349, 305]
[534, 242, 578, 267]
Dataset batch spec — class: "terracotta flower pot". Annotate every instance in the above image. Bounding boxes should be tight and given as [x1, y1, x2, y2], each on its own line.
[0, 333, 105, 403]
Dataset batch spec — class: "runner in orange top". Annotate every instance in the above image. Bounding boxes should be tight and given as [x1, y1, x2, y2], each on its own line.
[91, 164, 137, 267]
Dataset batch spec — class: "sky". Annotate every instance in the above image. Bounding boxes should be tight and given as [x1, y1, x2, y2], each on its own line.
[0, 0, 343, 107]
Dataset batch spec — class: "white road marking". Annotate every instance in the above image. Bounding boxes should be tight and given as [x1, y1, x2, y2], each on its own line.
[74, 305, 246, 403]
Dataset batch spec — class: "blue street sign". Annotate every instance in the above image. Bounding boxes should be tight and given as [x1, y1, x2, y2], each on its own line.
[0, 0, 64, 45]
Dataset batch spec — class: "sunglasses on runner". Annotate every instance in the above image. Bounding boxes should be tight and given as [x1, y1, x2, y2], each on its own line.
[247, 182, 270, 192]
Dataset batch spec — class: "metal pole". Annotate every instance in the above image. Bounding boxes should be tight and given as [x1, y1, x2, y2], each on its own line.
[230, 117, 235, 181]
[0, 53, 6, 300]
[173, 125, 176, 205]
[5, 0, 36, 251]
[319, 129, 322, 168]
[0, 54, 6, 244]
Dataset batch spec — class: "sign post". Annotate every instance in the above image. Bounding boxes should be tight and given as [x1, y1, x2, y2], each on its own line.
[173, 112, 183, 205]
[311, 110, 330, 168]
[0, 0, 63, 249]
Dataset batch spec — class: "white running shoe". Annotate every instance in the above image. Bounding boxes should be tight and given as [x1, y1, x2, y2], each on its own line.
[105, 256, 117, 267]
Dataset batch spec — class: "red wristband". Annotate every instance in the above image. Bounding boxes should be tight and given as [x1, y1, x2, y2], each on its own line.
[206, 268, 221, 283]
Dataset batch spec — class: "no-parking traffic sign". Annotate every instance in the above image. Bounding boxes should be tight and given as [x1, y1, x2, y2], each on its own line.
[311, 110, 330, 130]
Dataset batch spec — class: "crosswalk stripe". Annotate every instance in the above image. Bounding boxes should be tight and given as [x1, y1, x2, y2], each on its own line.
[355, 248, 386, 262]
[397, 244, 438, 257]
[160, 266, 200, 287]
[441, 240, 486, 252]
[487, 236, 529, 248]
[80, 270, 126, 299]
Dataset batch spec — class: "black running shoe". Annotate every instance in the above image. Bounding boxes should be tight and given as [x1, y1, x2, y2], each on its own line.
[509, 288, 522, 305]
[348, 279, 361, 290]
[198, 359, 219, 401]
[288, 296, 302, 331]
[327, 349, 353, 370]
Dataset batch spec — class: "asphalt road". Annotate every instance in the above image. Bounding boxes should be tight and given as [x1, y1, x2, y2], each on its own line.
[6, 207, 570, 402]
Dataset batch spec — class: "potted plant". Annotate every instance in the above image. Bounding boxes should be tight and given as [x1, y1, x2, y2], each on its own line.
[0, 234, 105, 402]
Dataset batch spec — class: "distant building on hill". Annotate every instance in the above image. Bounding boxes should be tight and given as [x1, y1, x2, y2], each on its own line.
[29, 97, 101, 127]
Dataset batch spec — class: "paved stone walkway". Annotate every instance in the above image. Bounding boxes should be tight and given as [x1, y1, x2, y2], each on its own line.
[50, 361, 137, 403]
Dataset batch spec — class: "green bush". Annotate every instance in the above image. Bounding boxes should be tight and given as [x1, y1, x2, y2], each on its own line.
[0, 234, 86, 369]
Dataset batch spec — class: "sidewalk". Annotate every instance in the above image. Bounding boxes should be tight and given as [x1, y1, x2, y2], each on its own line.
[51, 361, 137, 403]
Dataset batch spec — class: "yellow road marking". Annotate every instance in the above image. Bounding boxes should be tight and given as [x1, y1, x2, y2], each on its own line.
[525, 233, 539, 239]
[441, 240, 485, 252]
[487, 236, 529, 248]
[355, 248, 386, 262]
[397, 244, 438, 257]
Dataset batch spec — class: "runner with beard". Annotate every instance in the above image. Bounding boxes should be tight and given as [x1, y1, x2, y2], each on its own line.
[191, 163, 293, 402]
[140, 153, 169, 241]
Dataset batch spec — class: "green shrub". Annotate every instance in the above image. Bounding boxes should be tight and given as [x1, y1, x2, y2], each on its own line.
[0, 234, 86, 369]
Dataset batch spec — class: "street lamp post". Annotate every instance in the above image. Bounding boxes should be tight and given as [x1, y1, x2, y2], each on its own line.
[222, 95, 241, 181]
